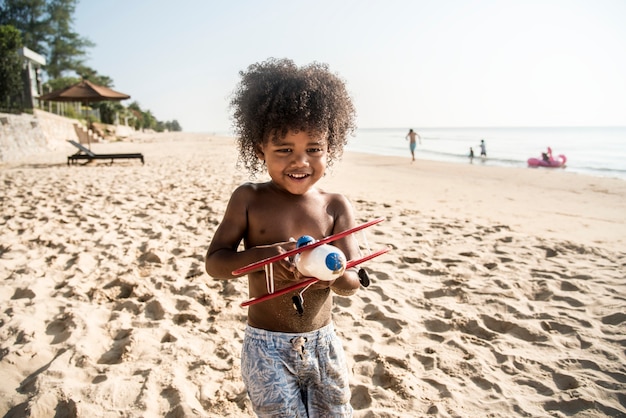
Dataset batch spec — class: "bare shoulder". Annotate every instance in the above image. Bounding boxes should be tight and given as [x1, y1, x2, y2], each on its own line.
[236, 181, 276, 193]
[229, 182, 269, 203]
[232, 181, 259, 195]
[319, 188, 352, 208]
[317, 188, 356, 228]
[218, 182, 267, 225]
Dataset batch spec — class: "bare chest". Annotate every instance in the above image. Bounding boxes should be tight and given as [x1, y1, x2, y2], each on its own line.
[246, 193, 335, 246]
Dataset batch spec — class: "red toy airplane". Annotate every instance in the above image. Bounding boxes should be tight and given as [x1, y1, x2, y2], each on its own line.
[232, 217, 389, 313]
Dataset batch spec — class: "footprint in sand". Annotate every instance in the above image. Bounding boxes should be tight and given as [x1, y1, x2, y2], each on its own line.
[173, 312, 201, 325]
[350, 384, 372, 410]
[601, 312, 626, 326]
[481, 314, 548, 343]
[145, 299, 165, 320]
[98, 329, 133, 364]
[552, 371, 580, 390]
[355, 354, 416, 404]
[101, 278, 135, 300]
[46, 312, 76, 344]
[363, 304, 407, 334]
[11, 287, 36, 299]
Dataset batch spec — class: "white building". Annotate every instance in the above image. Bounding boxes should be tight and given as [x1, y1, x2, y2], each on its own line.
[18, 46, 46, 108]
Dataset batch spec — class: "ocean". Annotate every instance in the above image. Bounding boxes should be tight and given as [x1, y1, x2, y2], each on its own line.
[345, 127, 626, 181]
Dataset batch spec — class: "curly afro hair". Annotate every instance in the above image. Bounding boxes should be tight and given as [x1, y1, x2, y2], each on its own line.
[230, 58, 357, 176]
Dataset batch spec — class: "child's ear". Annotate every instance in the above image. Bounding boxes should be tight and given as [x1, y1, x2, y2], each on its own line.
[255, 144, 265, 161]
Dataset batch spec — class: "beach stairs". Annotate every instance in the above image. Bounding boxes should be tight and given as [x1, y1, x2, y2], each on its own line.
[73, 123, 104, 146]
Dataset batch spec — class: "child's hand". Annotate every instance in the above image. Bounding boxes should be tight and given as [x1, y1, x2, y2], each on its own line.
[253, 240, 300, 285]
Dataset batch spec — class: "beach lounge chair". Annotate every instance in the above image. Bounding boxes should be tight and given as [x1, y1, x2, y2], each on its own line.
[67, 140, 144, 165]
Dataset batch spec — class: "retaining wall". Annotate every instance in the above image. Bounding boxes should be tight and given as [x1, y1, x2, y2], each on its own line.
[0, 109, 80, 162]
[1, 109, 139, 163]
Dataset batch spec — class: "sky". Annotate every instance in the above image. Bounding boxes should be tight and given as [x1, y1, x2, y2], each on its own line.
[73, 0, 626, 133]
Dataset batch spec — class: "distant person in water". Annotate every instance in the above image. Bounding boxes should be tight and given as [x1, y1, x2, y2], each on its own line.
[406, 129, 421, 162]
[479, 139, 487, 159]
[469, 147, 474, 163]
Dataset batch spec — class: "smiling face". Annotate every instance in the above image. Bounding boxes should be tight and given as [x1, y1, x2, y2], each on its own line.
[257, 130, 328, 195]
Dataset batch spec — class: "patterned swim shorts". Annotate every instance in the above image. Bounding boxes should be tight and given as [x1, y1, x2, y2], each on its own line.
[242, 323, 353, 417]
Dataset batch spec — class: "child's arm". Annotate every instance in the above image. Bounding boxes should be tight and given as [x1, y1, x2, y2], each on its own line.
[205, 185, 293, 279]
[330, 269, 361, 296]
[324, 195, 363, 296]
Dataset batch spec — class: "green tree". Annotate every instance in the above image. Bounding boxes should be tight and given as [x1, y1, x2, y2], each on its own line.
[126, 101, 177, 131]
[45, 0, 93, 78]
[0, 24, 24, 109]
[74, 65, 113, 87]
[45, 75, 79, 91]
[1, 1, 182, 129]
[97, 101, 124, 125]
[128, 101, 143, 130]
[0, 0, 49, 56]
[141, 109, 157, 130]
[0, 0, 92, 78]
[165, 120, 182, 132]
[44, 67, 114, 93]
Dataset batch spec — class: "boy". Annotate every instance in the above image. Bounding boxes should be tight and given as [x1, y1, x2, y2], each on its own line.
[205, 58, 360, 417]
[405, 128, 421, 161]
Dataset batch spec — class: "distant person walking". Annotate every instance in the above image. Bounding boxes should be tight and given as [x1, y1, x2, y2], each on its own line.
[406, 129, 421, 162]
[479, 139, 487, 159]
[469, 147, 474, 163]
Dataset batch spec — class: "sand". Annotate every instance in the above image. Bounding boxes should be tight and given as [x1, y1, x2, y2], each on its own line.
[1, 132, 625, 417]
